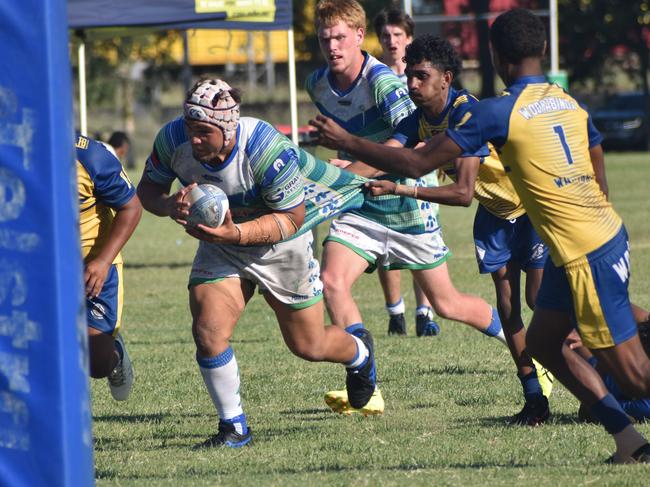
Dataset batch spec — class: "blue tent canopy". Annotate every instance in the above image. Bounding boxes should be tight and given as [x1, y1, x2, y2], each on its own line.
[68, 0, 292, 30]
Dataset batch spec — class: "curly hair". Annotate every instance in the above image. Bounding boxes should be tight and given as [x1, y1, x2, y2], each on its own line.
[373, 8, 415, 38]
[490, 8, 546, 64]
[404, 34, 461, 79]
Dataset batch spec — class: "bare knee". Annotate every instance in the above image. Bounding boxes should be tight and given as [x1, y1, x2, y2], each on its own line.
[193, 319, 233, 357]
[321, 268, 349, 302]
[287, 339, 326, 362]
[428, 294, 457, 320]
[88, 332, 118, 378]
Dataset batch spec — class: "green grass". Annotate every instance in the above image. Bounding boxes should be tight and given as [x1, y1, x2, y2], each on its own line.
[92, 152, 650, 485]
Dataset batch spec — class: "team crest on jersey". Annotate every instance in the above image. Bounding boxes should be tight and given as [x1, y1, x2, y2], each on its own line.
[89, 301, 106, 320]
[75, 136, 89, 150]
[531, 243, 546, 261]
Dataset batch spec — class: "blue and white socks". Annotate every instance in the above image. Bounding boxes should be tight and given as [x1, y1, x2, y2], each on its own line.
[197, 346, 248, 435]
[343, 323, 370, 372]
[481, 307, 507, 344]
[386, 297, 405, 316]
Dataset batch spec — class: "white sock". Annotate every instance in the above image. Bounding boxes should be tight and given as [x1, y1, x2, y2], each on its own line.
[345, 335, 369, 369]
[197, 347, 244, 421]
[386, 297, 405, 315]
[494, 328, 507, 345]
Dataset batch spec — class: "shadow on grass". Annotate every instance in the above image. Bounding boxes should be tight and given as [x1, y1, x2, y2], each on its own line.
[125, 261, 192, 270]
[94, 413, 168, 423]
[425, 365, 504, 376]
[98, 460, 536, 481]
[475, 412, 580, 427]
[278, 407, 337, 421]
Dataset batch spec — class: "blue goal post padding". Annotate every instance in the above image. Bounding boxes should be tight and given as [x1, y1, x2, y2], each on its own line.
[0, 1, 94, 486]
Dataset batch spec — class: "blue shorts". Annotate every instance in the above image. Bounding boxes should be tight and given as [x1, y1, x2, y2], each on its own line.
[473, 204, 548, 274]
[86, 263, 122, 336]
[535, 226, 636, 349]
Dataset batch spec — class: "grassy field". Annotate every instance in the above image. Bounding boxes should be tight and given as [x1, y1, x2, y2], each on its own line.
[92, 152, 650, 486]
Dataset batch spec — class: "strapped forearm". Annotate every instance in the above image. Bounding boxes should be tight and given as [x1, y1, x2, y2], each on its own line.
[234, 212, 300, 245]
[394, 184, 419, 199]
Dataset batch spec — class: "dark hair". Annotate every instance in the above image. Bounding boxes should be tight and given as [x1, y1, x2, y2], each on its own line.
[108, 131, 130, 149]
[404, 34, 462, 79]
[490, 8, 546, 64]
[373, 8, 415, 38]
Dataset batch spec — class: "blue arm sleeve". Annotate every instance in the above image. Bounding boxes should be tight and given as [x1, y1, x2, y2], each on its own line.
[81, 140, 135, 209]
[446, 97, 511, 155]
[587, 113, 604, 148]
[391, 113, 420, 148]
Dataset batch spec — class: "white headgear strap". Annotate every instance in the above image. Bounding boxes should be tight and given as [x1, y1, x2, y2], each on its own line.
[184, 79, 240, 147]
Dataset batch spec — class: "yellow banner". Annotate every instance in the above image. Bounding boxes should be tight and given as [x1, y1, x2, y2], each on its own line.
[195, 0, 276, 23]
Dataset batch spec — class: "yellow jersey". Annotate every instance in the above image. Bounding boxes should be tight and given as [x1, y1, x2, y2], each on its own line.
[392, 87, 525, 220]
[76, 135, 135, 263]
[447, 76, 616, 265]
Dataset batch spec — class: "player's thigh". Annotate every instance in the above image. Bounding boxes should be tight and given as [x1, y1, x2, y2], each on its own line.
[527, 306, 575, 357]
[87, 326, 117, 376]
[490, 262, 521, 307]
[189, 278, 253, 338]
[265, 293, 327, 355]
[524, 267, 544, 310]
[592, 334, 650, 396]
[321, 240, 372, 288]
[412, 263, 458, 302]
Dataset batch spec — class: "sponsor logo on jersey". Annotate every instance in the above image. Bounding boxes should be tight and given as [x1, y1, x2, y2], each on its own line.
[517, 97, 578, 120]
[75, 135, 89, 150]
[273, 158, 286, 173]
[612, 244, 631, 283]
[531, 243, 546, 261]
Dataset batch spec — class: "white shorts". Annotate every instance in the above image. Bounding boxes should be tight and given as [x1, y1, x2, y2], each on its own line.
[325, 213, 450, 271]
[189, 232, 323, 309]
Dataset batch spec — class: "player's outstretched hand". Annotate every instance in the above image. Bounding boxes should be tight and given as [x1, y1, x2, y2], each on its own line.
[168, 183, 196, 225]
[309, 115, 351, 151]
[185, 210, 240, 244]
[365, 179, 397, 196]
[328, 158, 352, 169]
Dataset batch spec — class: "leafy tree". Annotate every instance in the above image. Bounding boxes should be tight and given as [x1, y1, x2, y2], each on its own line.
[559, 0, 650, 94]
[70, 30, 181, 133]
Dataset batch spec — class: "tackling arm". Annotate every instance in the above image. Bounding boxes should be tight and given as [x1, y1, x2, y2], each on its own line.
[367, 157, 479, 207]
[309, 114, 463, 178]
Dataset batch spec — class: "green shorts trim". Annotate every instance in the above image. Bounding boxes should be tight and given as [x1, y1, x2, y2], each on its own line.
[286, 294, 324, 310]
[324, 236, 377, 272]
[188, 276, 226, 288]
[385, 251, 452, 271]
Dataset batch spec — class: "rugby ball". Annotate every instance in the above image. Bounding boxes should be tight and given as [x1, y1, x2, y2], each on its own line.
[185, 184, 229, 228]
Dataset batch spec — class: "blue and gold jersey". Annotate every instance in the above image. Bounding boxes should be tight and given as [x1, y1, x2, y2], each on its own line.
[447, 75, 614, 265]
[393, 87, 525, 220]
[76, 135, 136, 263]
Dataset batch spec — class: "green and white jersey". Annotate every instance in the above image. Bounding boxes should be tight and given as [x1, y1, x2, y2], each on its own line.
[144, 116, 368, 239]
[306, 52, 438, 234]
